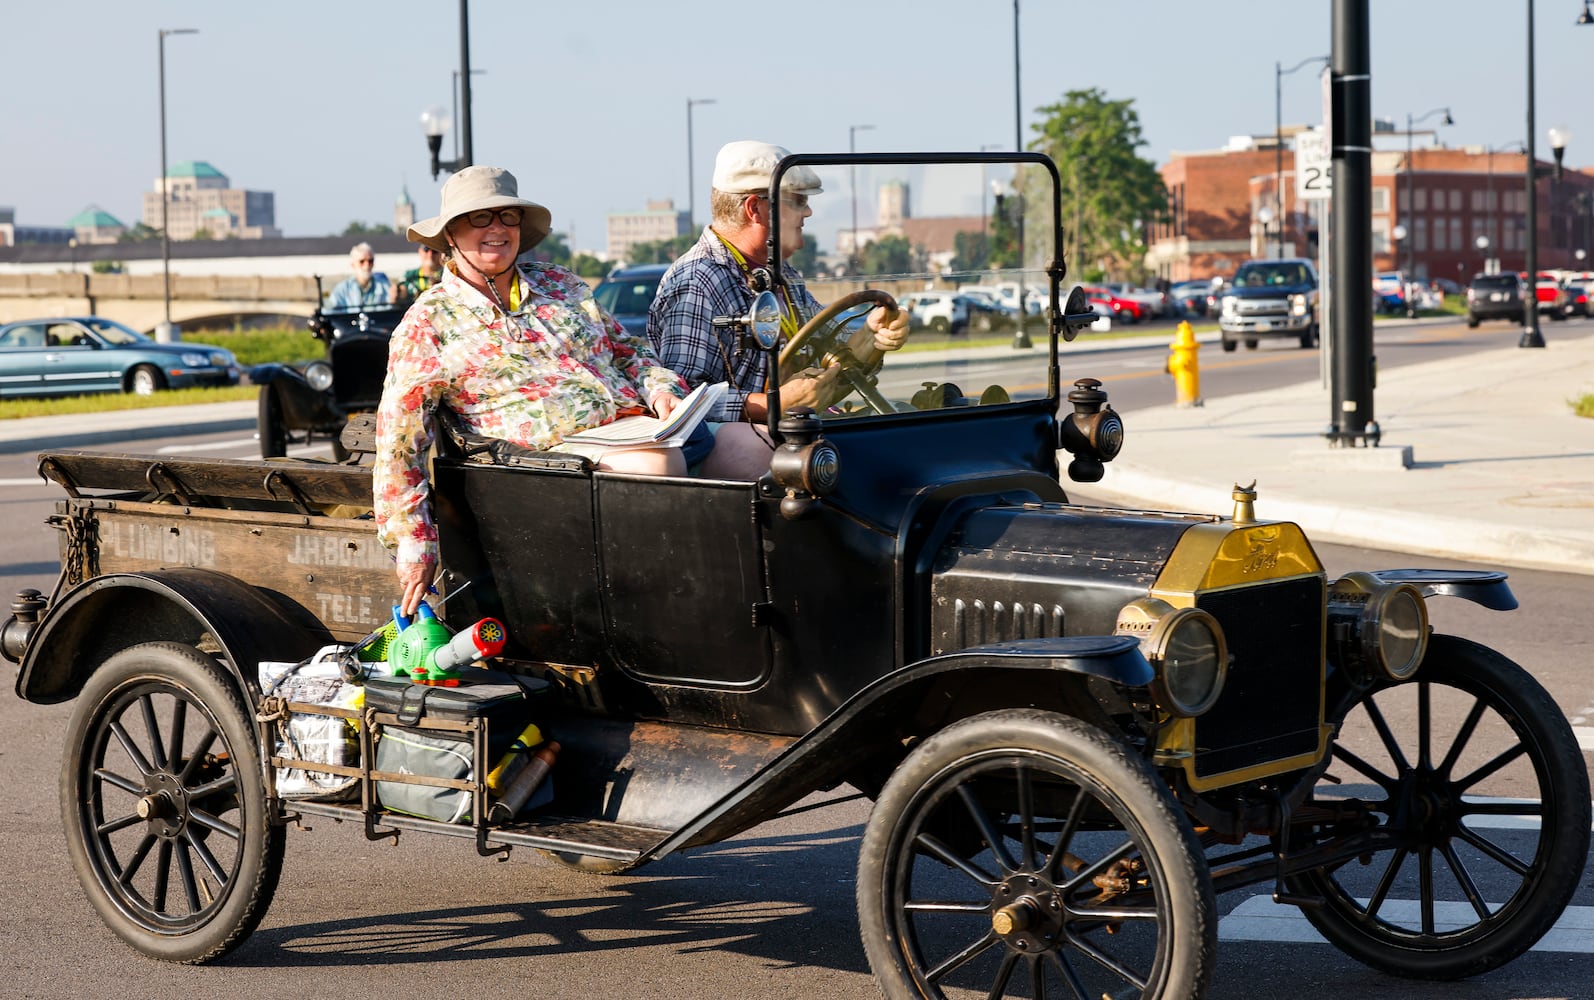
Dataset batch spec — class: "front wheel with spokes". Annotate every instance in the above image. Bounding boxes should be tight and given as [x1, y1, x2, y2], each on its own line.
[858, 709, 1215, 999]
[1285, 634, 1591, 980]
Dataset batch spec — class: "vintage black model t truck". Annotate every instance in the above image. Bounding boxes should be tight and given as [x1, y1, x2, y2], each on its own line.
[4, 154, 1587, 999]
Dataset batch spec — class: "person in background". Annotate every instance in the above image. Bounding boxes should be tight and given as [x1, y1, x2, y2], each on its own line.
[647, 140, 908, 479]
[327, 242, 395, 309]
[397, 244, 445, 301]
[375, 166, 689, 615]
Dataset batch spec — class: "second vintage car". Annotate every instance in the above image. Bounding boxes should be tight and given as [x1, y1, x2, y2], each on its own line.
[251, 302, 406, 460]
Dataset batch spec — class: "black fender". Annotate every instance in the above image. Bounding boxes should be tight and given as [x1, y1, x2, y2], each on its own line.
[658, 634, 1150, 854]
[255, 366, 344, 431]
[1370, 568, 1518, 611]
[14, 569, 332, 706]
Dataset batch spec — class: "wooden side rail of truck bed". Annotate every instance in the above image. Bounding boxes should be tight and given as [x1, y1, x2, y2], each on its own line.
[37, 450, 374, 514]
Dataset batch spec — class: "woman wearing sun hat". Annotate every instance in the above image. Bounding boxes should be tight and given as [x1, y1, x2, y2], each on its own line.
[374, 165, 690, 614]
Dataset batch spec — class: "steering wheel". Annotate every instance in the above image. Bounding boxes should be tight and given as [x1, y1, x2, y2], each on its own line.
[777, 289, 900, 414]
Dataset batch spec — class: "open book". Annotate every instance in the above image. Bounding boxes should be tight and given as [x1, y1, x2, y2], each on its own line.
[562, 381, 727, 450]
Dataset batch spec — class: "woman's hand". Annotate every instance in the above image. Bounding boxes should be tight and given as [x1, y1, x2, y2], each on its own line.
[652, 393, 682, 419]
[397, 557, 437, 618]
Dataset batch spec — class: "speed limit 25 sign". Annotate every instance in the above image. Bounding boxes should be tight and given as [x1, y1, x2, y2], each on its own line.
[1295, 128, 1332, 202]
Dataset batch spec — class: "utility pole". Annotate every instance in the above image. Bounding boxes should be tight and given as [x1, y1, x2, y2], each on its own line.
[1327, 0, 1377, 446]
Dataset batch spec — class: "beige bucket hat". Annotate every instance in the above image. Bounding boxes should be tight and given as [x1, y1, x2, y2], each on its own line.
[408, 165, 552, 254]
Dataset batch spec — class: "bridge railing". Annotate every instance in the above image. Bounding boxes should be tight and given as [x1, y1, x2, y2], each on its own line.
[0, 272, 319, 302]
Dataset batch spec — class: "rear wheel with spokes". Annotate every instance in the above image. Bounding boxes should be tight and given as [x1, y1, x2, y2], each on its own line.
[858, 709, 1215, 999]
[61, 642, 284, 963]
[1285, 635, 1590, 980]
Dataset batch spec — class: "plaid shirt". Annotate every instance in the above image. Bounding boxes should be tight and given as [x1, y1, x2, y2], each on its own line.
[646, 227, 820, 422]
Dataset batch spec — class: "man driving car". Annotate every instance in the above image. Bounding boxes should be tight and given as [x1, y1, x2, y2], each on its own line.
[647, 140, 908, 478]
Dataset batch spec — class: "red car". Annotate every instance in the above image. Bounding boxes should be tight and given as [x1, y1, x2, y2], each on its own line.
[1527, 272, 1569, 319]
[1080, 285, 1144, 323]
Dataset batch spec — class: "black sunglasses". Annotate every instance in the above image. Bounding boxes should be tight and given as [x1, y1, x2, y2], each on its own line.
[460, 207, 524, 229]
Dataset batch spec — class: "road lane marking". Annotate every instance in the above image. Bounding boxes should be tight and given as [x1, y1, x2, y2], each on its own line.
[1576, 726, 1594, 752]
[0, 477, 53, 487]
[1220, 895, 1594, 952]
[157, 438, 261, 454]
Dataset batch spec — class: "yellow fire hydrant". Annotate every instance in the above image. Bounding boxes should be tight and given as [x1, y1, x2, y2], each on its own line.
[1167, 320, 1203, 407]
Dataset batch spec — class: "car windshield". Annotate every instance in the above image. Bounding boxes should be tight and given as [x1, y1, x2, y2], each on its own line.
[764, 156, 1059, 424]
[594, 271, 664, 318]
[1472, 275, 1518, 290]
[1233, 262, 1310, 287]
[81, 317, 148, 345]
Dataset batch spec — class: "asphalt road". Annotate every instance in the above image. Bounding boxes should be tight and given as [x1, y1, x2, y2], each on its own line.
[1, 323, 1590, 1000]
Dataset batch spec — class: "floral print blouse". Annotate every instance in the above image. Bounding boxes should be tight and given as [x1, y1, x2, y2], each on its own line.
[374, 261, 687, 568]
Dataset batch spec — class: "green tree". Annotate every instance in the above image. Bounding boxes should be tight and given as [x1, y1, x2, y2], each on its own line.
[1029, 88, 1167, 279]
[858, 234, 915, 275]
[118, 223, 159, 244]
[571, 253, 612, 278]
[988, 194, 1021, 270]
[789, 234, 819, 275]
[950, 230, 990, 273]
[524, 231, 572, 267]
[625, 230, 701, 266]
[191, 227, 214, 241]
[341, 221, 394, 237]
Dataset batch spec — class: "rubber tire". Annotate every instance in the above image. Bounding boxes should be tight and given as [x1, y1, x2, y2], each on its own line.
[1299, 325, 1320, 349]
[60, 642, 284, 964]
[929, 316, 950, 336]
[258, 388, 287, 459]
[1285, 635, 1591, 981]
[128, 365, 164, 396]
[1220, 338, 1238, 353]
[857, 709, 1215, 1000]
[1466, 315, 1480, 329]
[1244, 338, 1259, 350]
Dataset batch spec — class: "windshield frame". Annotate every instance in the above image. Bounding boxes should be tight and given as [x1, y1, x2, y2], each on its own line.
[764, 151, 1066, 442]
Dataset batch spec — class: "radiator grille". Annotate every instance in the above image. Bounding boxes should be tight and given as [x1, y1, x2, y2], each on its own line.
[1192, 576, 1325, 779]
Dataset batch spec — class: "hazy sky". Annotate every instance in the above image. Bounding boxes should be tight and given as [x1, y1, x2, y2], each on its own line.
[8, 1, 1592, 254]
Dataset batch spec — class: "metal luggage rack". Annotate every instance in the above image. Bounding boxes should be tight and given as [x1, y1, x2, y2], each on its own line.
[258, 698, 661, 863]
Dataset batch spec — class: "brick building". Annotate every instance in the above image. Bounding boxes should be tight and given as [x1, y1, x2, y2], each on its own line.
[1147, 134, 1594, 283]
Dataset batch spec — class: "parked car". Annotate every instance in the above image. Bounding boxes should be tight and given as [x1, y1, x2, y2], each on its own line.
[1563, 280, 1591, 318]
[1465, 272, 1528, 327]
[1218, 258, 1319, 351]
[592, 263, 670, 340]
[1169, 280, 1211, 317]
[1532, 272, 1569, 320]
[251, 303, 405, 460]
[898, 290, 970, 335]
[1104, 282, 1167, 318]
[0, 316, 239, 398]
[1080, 284, 1145, 323]
[1372, 272, 1405, 314]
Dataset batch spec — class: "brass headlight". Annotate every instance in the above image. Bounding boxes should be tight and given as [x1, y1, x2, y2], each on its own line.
[1327, 571, 1430, 681]
[1116, 598, 1228, 717]
[305, 361, 334, 393]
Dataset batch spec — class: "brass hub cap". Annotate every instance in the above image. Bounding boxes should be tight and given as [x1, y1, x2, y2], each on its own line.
[990, 876, 1065, 952]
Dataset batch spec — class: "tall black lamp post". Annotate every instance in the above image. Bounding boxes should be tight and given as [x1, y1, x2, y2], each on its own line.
[686, 98, 716, 232]
[420, 0, 474, 181]
[157, 27, 198, 344]
[1520, 1, 1545, 347]
[1549, 126, 1571, 265]
[1275, 55, 1329, 259]
[1403, 106, 1453, 318]
[848, 123, 874, 273]
[1010, 0, 1031, 348]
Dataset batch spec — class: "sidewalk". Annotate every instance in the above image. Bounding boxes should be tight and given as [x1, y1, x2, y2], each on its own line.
[1090, 330, 1594, 576]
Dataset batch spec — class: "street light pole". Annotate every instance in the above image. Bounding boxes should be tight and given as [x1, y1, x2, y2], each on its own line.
[1521, 0, 1545, 347]
[457, 0, 473, 168]
[156, 27, 197, 344]
[452, 69, 485, 163]
[686, 98, 716, 232]
[980, 143, 1002, 269]
[1403, 106, 1452, 318]
[1549, 126, 1570, 265]
[1275, 55, 1329, 259]
[1011, 0, 1031, 348]
[849, 123, 874, 273]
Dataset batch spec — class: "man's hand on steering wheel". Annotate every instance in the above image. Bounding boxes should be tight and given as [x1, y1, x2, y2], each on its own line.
[864, 304, 910, 352]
